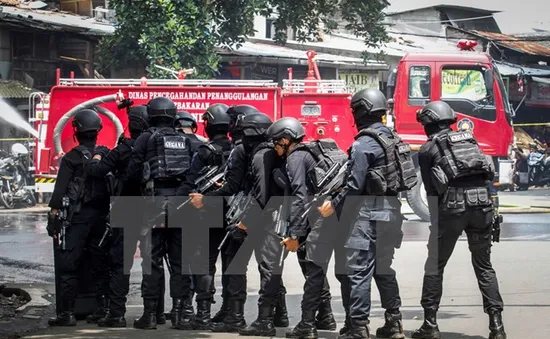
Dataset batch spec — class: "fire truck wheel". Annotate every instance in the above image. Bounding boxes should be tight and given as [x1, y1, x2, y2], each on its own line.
[406, 169, 430, 222]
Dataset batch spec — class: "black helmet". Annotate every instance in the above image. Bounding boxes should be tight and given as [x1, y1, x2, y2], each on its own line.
[266, 117, 305, 141]
[350, 88, 387, 119]
[227, 105, 259, 128]
[128, 105, 149, 132]
[241, 113, 273, 137]
[203, 104, 231, 126]
[72, 109, 102, 133]
[416, 101, 457, 126]
[147, 97, 177, 119]
[175, 111, 197, 129]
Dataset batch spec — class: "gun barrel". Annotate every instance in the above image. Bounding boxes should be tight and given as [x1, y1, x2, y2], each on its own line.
[218, 232, 231, 251]
[177, 197, 192, 210]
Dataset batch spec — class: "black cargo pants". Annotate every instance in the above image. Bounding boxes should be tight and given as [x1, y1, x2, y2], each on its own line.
[141, 189, 191, 301]
[54, 205, 110, 308]
[420, 206, 504, 313]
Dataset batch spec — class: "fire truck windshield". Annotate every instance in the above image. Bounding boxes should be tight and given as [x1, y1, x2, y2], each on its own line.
[439, 65, 497, 122]
[493, 64, 514, 125]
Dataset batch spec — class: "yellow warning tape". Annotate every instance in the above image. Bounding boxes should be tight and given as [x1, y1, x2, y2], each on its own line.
[513, 123, 550, 127]
[35, 177, 56, 183]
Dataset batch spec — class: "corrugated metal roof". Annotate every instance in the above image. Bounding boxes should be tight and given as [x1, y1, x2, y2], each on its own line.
[0, 6, 115, 36]
[0, 80, 36, 98]
[219, 41, 388, 69]
[387, 4, 500, 16]
[495, 62, 550, 77]
[472, 30, 550, 56]
[0, 0, 19, 5]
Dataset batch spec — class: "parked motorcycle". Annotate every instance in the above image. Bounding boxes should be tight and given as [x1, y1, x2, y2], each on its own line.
[527, 149, 550, 187]
[0, 143, 36, 209]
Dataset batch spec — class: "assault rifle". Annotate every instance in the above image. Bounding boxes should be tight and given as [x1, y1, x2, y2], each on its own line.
[492, 212, 503, 243]
[272, 169, 291, 266]
[301, 161, 349, 219]
[218, 192, 254, 250]
[59, 196, 71, 250]
[177, 165, 225, 210]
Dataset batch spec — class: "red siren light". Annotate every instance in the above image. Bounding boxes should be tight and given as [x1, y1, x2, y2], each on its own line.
[457, 39, 478, 51]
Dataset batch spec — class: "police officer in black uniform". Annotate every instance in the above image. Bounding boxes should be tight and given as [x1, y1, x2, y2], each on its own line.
[127, 97, 194, 330]
[182, 103, 232, 330]
[412, 101, 506, 339]
[47, 109, 110, 326]
[84, 105, 160, 327]
[232, 112, 291, 337]
[264, 117, 337, 339]
[170, 110, 206, 329]
[319, 89, 406, 339]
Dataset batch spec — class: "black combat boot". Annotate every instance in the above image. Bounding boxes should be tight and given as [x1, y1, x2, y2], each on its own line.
[339, 316, 351, 335]
[285, 310, 318, 339]
[98, 311, 127, 328]
[211, 299, 247, 332]
[48, 299, 77, 327]
[211, 298, 228, 323]
[338, 320, 369, 339]
[192, 299, 212, 330]
[133, 299, 158, 330]
[239, 306, 277, 337]
[171, 298, 194, 330]
[376, 310, 405, 339]
[86, 295, 110, 324]
[315, 299, 337, 331]
[274, 292, 289, 327]
[488, 311, 507, 339]
[156, 295, 166, 325]
[411, 309, 441, 339]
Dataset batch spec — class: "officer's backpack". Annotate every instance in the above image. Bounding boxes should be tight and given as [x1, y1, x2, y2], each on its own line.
[433, 130, 493, 180]
[147, 127, 192, 181]
[356, 128, 418, 193]
[66, 145, 98, 211]
[293, 138, 348, 193]
[203, 142, 232, 168]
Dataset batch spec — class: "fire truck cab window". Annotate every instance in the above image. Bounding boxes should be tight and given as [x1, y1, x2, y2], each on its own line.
[440, 66, 496, 121]
[409, 66, 430, 98]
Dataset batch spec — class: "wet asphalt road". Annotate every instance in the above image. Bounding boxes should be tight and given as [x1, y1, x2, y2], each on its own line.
[2, 207, 550, 338]
[0, 211, 549, 284]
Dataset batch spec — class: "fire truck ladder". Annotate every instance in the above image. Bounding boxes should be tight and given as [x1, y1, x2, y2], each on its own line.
[282, 79, 350, 94]
[58, 78, 279, 87]
[28, 92, 48, 174]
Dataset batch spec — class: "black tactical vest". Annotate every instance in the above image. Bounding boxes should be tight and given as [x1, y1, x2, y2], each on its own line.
[433, 130, 492, 181]
[146, 127, 192, 181]
[355, 127, 399, 195]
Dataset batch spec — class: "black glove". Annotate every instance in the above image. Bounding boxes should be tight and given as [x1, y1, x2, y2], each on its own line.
[94, 145, 110, 158]
[46, 212, 59, 237]
[228, 225, 247, 243]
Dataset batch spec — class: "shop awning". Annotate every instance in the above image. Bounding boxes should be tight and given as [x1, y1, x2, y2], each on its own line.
[496, 62, 550, 77]
[532, 76, 550, 85]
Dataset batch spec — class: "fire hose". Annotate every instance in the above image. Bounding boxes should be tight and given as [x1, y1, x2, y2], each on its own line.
[53, 94, 125, 155]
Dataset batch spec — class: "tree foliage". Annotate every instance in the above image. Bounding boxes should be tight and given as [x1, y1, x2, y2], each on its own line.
[96, 0, 390, 78]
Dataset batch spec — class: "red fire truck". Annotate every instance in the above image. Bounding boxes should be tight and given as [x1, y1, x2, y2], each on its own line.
[28, 41, 514, 222]
[28, 51, 354, 191]
[387, 40, 515, 220]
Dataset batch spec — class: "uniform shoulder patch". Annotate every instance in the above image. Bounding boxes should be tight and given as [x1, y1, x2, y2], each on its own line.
[449, 131, 473, 143]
